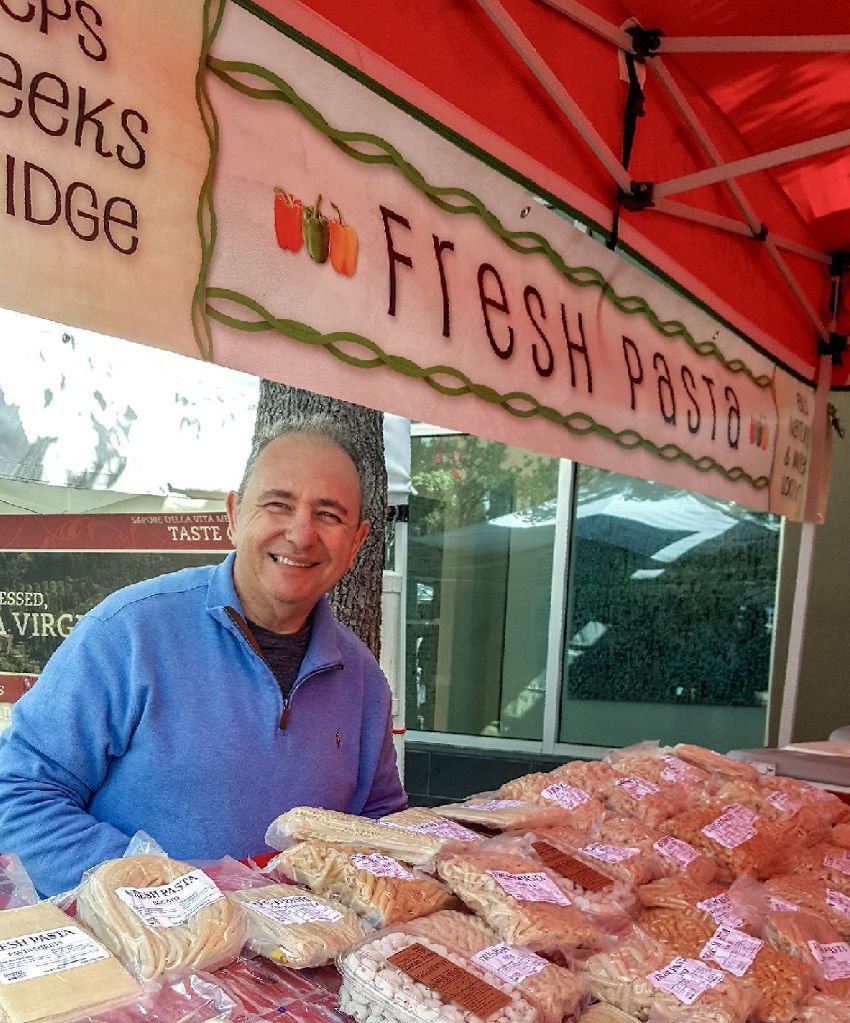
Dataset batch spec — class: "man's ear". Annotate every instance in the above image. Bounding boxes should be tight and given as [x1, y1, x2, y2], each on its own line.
[348, 519, 370, 569]
[225, 491, 240, 543]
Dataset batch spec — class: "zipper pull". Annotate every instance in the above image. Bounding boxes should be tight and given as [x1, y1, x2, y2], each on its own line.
[280, 701, 290, 731]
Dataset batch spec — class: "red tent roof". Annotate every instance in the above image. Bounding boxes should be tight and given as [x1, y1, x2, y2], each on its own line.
[261, 0, 850, 386]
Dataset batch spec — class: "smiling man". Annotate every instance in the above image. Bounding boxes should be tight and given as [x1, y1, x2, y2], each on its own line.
[0, 416, 406, 896]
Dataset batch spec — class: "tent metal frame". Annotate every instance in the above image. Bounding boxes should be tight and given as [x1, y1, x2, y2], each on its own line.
[476, 0, 849, 745]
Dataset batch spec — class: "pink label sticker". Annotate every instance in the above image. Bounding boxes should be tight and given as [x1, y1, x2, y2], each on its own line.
[824, 853, 850, 877]
[768, 792, 802, 815]
[827, 889, 850, 919]
[615, 775, 660, 800]
[701, 804, 758, 849]
[696, 893, 745, 929]
[465, 800, 526, 810]
[580, 843, 640, 864]
[540, 783, 591, 810]
[661, 756, 701, 784]
[654, 836, 698, 867]
[472, 943, 548, 985]
[807, 940, 850, 981]
[646, 957, 724, 1005]
[767, 897, 800, 913]
[350, 854, 415, 879]
[700, 926, 763, 977]
[487, 871, 570, 906]
[406, 819, 481, 842]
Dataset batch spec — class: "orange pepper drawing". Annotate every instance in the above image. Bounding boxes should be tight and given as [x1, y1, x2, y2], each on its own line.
[329, 203, 358, 276]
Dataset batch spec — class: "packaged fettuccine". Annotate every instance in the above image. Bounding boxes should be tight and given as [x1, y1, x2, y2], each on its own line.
[435, 842, 606, 957]
[76, 855, 246, 981]
[0, 900, 141, 1023]
[393, 914, 584, 1023]
[270, 841, 458, 926]
[228, 882, 363, 968]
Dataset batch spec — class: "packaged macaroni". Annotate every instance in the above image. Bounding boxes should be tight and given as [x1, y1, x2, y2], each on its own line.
[545, 761, 618, 801]
[596, 815, 717, 885]
[764, 875, 850, 941]
[604, 774, 688, 829]
[270, 841, 458, 926]
[498, 775, 607, 832]
[762, 905, 850, 1001]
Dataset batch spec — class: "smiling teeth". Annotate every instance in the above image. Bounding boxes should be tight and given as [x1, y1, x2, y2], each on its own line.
[272, 555, 314, 567]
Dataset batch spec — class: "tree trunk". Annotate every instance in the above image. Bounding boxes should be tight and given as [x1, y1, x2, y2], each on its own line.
[252, 380, 386, 658]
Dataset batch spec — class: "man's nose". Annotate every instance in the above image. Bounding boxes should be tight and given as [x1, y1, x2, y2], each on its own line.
[284, 507, 318, 547]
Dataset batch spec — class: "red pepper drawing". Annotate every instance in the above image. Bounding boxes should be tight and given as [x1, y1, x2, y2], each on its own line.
[274, 187, 303, 251]
[329, 202, 358, 276]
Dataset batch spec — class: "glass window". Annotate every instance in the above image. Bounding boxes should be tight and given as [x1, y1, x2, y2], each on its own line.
[406, 432, 559, 739]
[559, 466, 780, 752]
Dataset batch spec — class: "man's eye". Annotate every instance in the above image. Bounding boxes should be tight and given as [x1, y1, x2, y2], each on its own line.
[319, 511, 342, 523]
[266, 501, 291, 511]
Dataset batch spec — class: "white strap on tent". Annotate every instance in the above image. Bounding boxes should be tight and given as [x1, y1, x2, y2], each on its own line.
[474, 0, 632, 190]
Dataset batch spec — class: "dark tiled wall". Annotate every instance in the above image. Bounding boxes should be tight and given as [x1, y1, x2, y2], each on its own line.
[404, 741, 573, 806]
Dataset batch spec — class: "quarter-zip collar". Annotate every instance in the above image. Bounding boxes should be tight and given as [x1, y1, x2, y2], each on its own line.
[206, 553, 345, 728]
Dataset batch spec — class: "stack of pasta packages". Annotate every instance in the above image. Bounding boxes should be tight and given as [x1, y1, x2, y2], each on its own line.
[263, 741, 850, 1023]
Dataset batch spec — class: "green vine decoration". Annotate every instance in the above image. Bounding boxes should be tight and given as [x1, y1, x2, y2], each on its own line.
[206, 288, 769, 490]
[191, 0, 227, 359]
[206, 55, 772, 389]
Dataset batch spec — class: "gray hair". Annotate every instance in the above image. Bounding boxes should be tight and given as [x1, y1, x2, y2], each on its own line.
[237, 413, 368, 517]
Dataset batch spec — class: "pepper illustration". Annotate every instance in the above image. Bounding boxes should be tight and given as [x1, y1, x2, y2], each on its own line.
[302, 194, 330, 263]
[273, 187, 303, 252]
[329, 202, 358, 276]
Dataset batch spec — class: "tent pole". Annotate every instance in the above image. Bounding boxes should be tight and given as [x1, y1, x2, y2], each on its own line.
[776, 353, 833, 747]
[537, 0, 631, 49]
[659, 34, 850, 54]
[474, 0, 631, 190]
[650, 199, 829, 263]
[654, 129, 850, 199]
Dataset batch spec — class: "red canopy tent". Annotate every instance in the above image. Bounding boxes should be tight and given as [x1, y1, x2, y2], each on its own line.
[252, 0, 850, 744]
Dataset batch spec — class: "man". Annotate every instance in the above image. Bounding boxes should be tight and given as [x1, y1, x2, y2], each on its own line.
[0, 415, 406, 896]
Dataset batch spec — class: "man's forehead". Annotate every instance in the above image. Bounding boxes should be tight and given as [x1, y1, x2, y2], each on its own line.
[252, 433, 361, 493]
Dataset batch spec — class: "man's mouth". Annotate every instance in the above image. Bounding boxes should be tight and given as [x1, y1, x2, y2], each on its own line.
[270, 554, 319, 568]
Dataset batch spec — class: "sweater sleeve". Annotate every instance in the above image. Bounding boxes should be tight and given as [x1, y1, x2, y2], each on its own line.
[0, 614, 137, 896]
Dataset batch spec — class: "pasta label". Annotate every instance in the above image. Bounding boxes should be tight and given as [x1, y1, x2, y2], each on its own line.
[654, 836, 698, 866]
[696, 893, 745, 929]
[701, 805, 758, 849]
[465, 800, 525, 810]
[827, 889, 850, 919]
[647, 956, 724, 1005]
[807, 940, 850, 981]
[580, 843, 640, 864]
[473, 942, 548, 984]
[768, 792, 802, 815]
[767, 897, 800, 913]
[115, 869, 223, 928]
[661, 755, 701, 783]
[0, 926, 110, 984]
[248, 895, 343, 925]
[388, 942, 511, 1017]
[350, 854, 415, 879]
[540, 783, 591, 810]
[824, 853, 850, 876]
[700, 925, 763, 976]
[615, 776, 659, 800]
[488, 870, 570, 905]
[405, 819, 481, 842]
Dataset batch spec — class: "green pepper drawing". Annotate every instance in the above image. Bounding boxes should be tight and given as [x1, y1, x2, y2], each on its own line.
[302, 194, 330, 263]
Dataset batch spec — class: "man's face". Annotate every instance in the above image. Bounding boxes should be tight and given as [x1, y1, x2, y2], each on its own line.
[225, 433, 369, 633]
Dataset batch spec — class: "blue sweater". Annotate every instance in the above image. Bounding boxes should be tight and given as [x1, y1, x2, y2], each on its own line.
[0, 554, 406, 896]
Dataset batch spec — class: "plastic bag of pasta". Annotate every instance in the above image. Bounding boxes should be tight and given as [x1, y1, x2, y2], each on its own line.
[435, 841, 607, 958]
[659, 802, 785, 882]
[379, 807, 483, 845]
[763, 777, 850, 827]
[435, 797, 573, 833]
[775, 843, 850, 895]
[269, 840, 458, 926]
[671, 744, 759, 784]
[75, 854, 246, 981]
[266, 807, 445, 866]
[596, 815, 717, 885]
[545, 821, 658, 889]
[605, 775, 688, 830]
[227, 882, 364, 968]
[544, 761, 619, 801]
[606, 742, 713, 792]
[762, 904, 850, 1002]
[391, 914, 584, 1023]
[791, 991, 850, 1023]
[764, 874, 850, 940]
[338, 927, 542, 1023]
[713, 780, 831, 849]
[584, 925, 759, 1023]
[0, 898, 142, 1023]
[497, 775, 608, 833]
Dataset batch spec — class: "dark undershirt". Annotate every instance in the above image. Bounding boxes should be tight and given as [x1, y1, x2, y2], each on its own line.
[246, 616, 312, 702]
